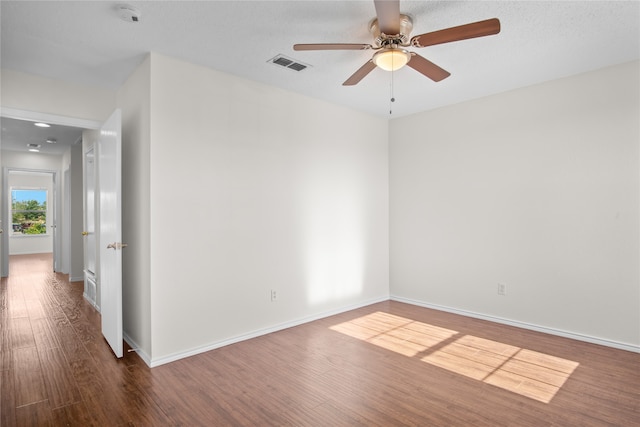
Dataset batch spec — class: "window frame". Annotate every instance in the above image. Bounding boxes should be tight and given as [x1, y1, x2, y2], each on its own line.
[10, 187, 49, 236]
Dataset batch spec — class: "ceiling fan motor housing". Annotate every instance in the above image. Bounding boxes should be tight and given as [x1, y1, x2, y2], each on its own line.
[369, 14, 414, 46]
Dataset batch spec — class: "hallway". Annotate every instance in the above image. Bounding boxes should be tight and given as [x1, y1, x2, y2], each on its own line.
[0, 253, 147, 425]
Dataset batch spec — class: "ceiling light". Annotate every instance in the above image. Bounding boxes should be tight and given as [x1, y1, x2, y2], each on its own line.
[34, 122, 50, 128]
[28, 149, 40, 153]
[46, 138, 57, 144]
[372, 49, 411, 71]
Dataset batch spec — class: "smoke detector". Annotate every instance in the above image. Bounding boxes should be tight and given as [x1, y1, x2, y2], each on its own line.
[117, 4, 141, 23]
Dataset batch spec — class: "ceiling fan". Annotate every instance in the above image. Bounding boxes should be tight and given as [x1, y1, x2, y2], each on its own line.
[293, 0, 500, 86]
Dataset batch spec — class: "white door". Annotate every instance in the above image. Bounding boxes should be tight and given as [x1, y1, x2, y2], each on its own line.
[98, 109, 124, 358]
[1, 168, 6, 278]
[83, 146, 98, 307]
[0, 213, 3, 277]
[51, 172, 59, 272]
[62, 169, 71, 275]
[1, 141, 3, 277]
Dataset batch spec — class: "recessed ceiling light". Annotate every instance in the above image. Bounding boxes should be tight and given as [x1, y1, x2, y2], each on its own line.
[34, 122, 50, 128]
[27, 143, 41, 148]
[28, 149, 40, 153]
[46, 138, 57, 144]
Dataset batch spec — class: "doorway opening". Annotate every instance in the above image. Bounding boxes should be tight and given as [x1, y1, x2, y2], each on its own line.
[5, 170, 57, 272]
[1, 109, 99, 279]
[1, 107, 124, 359]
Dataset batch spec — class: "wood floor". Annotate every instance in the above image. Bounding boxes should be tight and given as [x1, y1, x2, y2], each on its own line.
[1, 254, 639, 426]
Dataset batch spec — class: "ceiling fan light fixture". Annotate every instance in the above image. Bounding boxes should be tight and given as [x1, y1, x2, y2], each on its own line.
[373, 48, 411, 71]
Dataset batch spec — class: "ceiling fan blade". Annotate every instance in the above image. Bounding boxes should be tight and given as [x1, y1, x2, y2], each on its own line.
[374, 0, 401, 34]
[410, 18, 501, 48]
[343, 60, 377, 86]
[406, 53, 450, 82]
[294, 43, 373, 51]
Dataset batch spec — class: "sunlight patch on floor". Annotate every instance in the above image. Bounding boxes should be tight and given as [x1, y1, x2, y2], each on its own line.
[330, 312, 579, 403]
[330, 311, 458, 357]
[422, 335, 579, 403]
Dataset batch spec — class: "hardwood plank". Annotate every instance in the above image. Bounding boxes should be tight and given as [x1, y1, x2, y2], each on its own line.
[0, 329, 11, 371]
[12, 347, 47, 407]
[500, 355, 575, 387]
[485, 367, 561, 403]
[7, 317, 35, 350]
[0, 278, 8, 320]
[38, 347, 82, 409]
[51, 401, 103, 427]
[25, 299, 46, 320]
[15, 400, 54, 427]
[422, 347, 499, 380]
[369, 331, 430, 356]
[1, 368, 16, 426]
[30, 317, 61, 351]
[5, 289, 28, 319]
[117, 365, 173, 425]
[54, 315, 91, 365]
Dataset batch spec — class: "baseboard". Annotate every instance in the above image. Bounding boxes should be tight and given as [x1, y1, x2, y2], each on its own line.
[8, 251, 49, 256]
[123, 332, 152, 366]
[148, 295, 390, 368]
[82, 293, 100, 313]
[69, 275, 83, 282]
[391, 295, 640, 354]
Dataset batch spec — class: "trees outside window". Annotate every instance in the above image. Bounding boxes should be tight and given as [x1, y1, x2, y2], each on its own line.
[11, 189, 48, 235]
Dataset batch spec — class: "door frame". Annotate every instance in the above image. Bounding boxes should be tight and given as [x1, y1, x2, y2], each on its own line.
[62, 167, 71, 274]
[3, 168, 57, 258]
[0, 107, 101, 277]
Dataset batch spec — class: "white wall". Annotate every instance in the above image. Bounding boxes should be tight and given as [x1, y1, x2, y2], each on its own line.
[117, 55, 152, 360]
[1, 69, 116, 122]
[147, 53, 389, 364]
[2, 151, 63, 174]
[59, 143, 84, 281]
[68, 144, 84, 281]
[390, 61, 640, 348]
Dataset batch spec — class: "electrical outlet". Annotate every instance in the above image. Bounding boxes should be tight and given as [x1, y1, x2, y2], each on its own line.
[497, 283, 507, 296]
[270, 289, 277, 302]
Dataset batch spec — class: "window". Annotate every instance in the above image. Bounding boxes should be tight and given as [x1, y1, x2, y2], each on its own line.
[11, 189, 48, 235]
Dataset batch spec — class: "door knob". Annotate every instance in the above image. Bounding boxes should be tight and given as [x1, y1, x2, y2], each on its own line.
[82, 231, 89, 236]
[107, 242, 128, 250]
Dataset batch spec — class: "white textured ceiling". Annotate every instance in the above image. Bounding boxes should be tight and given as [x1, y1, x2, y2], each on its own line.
[1, 0, 639, 121]
[0, 117, 83, 155]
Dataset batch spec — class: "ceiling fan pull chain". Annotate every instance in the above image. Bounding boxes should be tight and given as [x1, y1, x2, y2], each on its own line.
[390, 66, 396, 115]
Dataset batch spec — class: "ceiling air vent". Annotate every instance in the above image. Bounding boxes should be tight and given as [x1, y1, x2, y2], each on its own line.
[27, 143, 41, 148]
[268, 55, 310, 72]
